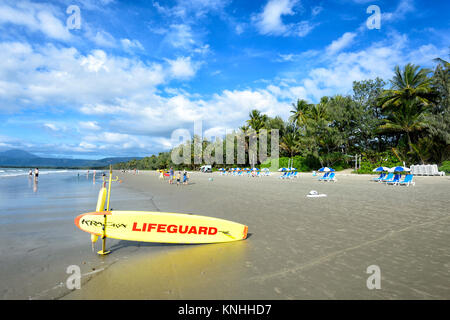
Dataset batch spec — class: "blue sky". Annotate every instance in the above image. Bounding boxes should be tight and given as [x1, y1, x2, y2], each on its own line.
[0, 0, 449, 159]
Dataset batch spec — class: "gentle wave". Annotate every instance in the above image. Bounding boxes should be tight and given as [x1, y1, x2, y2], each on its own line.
[0, 169, 73, 178]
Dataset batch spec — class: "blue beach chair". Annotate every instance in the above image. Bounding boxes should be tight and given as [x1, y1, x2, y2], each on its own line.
[398, 174, 415, 186]
[318, 172, 330, 181]
[386, 174, 401, 185]
[325, 172, 337, 182]
[372, 172, 386, 182]
[379, 173, 393, 183]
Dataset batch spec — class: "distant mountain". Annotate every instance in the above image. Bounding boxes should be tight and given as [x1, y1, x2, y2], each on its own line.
[0, 149, 38, 159]
[0, 149, 142, 168]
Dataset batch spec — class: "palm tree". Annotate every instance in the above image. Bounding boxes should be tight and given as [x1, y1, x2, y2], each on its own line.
[377, 64, 438, 161]
[289, 99, 313, 127]
[308, 97, 329, 122]
[378, 100, 429, 154]
[246, 109, 267, 133]
[280, 125, 300, 158]
[378, 64, 436, 110]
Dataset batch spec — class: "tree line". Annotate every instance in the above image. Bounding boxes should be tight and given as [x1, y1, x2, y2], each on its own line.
[114, 58, 449, 173]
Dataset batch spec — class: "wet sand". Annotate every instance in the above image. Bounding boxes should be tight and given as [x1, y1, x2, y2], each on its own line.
[60, 171, 450, 300]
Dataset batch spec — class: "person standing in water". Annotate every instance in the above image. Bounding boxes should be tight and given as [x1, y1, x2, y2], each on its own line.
[29, 169, 32, 177]
[34, 168, 39, 182]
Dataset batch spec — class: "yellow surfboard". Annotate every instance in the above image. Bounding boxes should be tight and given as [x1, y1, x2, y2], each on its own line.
[75, 211, 248, 244]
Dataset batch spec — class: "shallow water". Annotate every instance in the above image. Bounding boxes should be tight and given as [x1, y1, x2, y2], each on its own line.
[0, 170, 150, 299]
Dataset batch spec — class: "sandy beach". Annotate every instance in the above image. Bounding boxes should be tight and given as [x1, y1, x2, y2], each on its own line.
[1, 170, 449, 299]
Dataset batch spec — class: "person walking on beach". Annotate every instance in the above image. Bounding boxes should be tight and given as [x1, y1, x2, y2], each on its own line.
[169, 167, 174, 184]
[176, 171, 181, 186]
[159, 170, 164, 180]
[183, 170, 187, 185]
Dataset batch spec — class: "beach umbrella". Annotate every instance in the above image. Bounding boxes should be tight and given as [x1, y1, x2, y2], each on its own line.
[252, 168, 259, 171]
[318, 167, 334, 172]
[372, 166, 389, 172]
[388, 166, 410, 173]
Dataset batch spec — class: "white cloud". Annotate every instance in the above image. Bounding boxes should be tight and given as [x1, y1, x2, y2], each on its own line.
[0, 1, 71, 41]
[44, 123, 59, 131]
[164, 24, 196, 49]
[78, 121, 101, 131]
[326, 32, 357, 55]
[280, 32, 446, 103]
[252, 0, 315, 37]
[382, 0, 415, 22]
[0, 42, 167, 112]
[165, 56, 198, 79]
[252, 0, 298, 35]
[90, 30, 116, 48]
[153, 0, 230, 20]
[121, 38, 144, 52]
[311, 6, 323, 16]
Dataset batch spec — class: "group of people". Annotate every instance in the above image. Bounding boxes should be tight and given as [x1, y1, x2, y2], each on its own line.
[159, 167, 190, 186]
[28, 168, 39, 181]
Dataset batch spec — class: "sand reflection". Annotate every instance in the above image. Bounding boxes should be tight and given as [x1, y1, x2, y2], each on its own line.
[67, 240, 249, 299]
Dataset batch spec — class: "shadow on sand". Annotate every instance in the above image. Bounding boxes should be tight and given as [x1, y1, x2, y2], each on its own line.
[107, 233, 252, 253]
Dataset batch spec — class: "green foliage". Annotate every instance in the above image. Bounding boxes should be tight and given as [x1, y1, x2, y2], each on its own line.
[356, 151, 403, 174]
[439, 161, 450, 174]
[261, 156, 318, 172]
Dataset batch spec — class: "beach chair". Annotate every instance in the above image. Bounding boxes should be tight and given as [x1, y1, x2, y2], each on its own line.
[386, 174, 401, 185]
[379, 173, 394, 183]
[279, 172, 287, 179]
[418, 165, 426, 176]
[318, 172, 330, 181]
[291, 171, 298, 179]
[425, 164, 432, 176]
[398, 174, 415, 186]
[325, 172, 337, 182]
[432, 164, 445, 176]
[372, 172, 386, 182]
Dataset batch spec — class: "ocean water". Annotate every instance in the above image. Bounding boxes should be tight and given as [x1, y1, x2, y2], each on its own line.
[0, 167, 79, 178]
[0, 169, 107, 222]
[0, 169, 129, 299]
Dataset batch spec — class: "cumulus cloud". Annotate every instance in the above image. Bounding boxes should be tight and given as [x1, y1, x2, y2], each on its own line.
[165, 56, 198, 79]
[0, 42, 167, 112]
[326, 32, 357, 55]
[121, 38, 144, 52]
[0, 1, 71, 41]
[252, 0, 315, 37]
